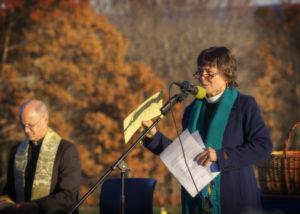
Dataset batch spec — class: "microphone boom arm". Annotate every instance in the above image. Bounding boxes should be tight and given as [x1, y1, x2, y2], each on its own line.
[160, 92, 188, 116]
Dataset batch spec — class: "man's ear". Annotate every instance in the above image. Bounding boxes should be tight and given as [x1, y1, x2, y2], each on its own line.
[44, 115, 49, 125]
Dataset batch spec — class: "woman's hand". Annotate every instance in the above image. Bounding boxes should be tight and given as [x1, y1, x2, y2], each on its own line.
[139, 120, 157, 139]
[194, 147, 217, 166]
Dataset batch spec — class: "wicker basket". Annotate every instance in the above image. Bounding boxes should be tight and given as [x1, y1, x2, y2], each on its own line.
[258, 121, 300, 195]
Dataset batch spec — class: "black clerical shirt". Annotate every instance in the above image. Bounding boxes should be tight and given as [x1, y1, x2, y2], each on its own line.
[203, 101, 218, 141]
[24, 139, 43, 201]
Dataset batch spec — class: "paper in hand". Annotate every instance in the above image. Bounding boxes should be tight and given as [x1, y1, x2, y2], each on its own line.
[160, 129, 220, 197]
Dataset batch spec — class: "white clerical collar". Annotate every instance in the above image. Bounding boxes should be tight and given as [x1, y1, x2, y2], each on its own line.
[32, 141, 39, 146]
[30, 138, 44, 146]
[205, 91, 224, 103]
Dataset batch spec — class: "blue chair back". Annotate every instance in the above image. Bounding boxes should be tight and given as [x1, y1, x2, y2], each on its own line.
[99, 177, 156, 214]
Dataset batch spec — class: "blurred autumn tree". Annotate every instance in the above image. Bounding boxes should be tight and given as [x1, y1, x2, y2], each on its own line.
[0, 0, 183, 206]
[253, 3, 300, 150]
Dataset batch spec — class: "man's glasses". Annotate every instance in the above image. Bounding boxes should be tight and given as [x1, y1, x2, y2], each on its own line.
[21, 116, 44, 129]
[193, 69, 223, 79]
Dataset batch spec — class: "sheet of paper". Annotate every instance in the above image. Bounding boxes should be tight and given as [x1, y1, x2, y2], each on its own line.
[123, 91, 163, 143]
[160, 129, 220, 197]
[191, 131, 205, 149]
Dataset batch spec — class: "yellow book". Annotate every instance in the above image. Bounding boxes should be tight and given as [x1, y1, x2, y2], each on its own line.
[123, 91, 163, 143]
[0, 195, 15, 210]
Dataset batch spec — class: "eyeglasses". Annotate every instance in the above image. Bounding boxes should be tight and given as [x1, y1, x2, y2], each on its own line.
[21, 116, 44, 129]
[193, 69, 223, 79]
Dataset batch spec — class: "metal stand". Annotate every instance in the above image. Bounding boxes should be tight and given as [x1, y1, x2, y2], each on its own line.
[118, 160, 129, 214]
[67, 91, 188, 214]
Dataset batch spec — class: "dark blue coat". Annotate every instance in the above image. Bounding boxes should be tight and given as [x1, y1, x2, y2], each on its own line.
[144, 92, 273, 214]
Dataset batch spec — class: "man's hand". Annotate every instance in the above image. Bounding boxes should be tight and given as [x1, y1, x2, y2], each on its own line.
[194, 147, 217, 166]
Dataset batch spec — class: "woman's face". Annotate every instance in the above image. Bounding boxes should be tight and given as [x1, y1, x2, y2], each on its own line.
[194, 65, 227, 97]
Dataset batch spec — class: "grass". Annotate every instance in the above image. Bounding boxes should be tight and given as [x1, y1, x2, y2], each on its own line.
[79, 205, 181, 214]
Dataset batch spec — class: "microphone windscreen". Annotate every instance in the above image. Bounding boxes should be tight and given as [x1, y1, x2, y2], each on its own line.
[195, 86, 206, 99]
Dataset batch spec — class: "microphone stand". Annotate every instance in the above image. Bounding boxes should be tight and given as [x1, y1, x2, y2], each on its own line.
[118, 160, 129, 214]
[67, 91, 188, 214]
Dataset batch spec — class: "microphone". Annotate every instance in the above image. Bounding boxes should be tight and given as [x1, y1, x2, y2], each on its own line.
[174, 81, 206, 99]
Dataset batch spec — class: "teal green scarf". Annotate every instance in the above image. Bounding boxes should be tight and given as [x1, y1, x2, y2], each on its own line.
[184, 88, 238, 214]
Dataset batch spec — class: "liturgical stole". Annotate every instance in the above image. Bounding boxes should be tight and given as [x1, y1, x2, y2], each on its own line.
[14, 128, 61, 203]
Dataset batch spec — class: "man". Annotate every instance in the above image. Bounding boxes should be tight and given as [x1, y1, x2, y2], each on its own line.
[2, 99, 81, 214]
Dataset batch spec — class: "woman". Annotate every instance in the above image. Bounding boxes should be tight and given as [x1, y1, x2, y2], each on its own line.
[141, 46, 273, 214]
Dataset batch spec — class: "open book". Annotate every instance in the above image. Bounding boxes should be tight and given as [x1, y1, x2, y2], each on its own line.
[0, 195, 15, 210]
[160, 129, 220, 197]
